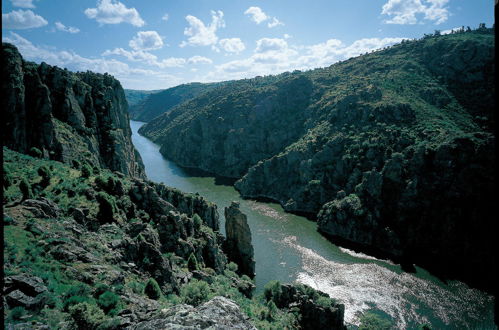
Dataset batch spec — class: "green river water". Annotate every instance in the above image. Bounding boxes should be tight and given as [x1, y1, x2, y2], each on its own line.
[130, 120, 495, 329]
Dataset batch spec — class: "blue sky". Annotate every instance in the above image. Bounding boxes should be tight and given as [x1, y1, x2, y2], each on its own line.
[2, 0, 494, 90]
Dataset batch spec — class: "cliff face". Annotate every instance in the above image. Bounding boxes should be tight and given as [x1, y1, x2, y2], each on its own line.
[139, 29, 496, 290]
[2, 43, 145, 178]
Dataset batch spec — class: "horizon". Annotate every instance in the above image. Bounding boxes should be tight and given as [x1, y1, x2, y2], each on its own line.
[2, 0, 494, 90]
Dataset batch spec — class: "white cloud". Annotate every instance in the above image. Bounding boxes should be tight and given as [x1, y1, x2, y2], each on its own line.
[381, 0, 450, 25]
[2, 32, 184, 90]
[219, 38, 246, 54]
[11, 0, 35, 8]
[162, 13, 169, 21]
[158, 57, 186, 68]
[2, 9, 48, 29]
[188, 55, 213, 65]
[102, 48, 158, 63]
[55, 22, 80, 34]
[208, 36, 406, 82]
[129, 31, 164, 51]
[255, 38, 288, 53]
[180, 10, 225, 48]
[244, 7, 268, 24]
[84, 0, 145, 27]
[244, 6, 284, 28]
[267, 17, 284, 28]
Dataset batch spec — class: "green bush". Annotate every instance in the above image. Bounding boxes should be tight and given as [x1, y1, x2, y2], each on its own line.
[226, 262, 238, 272]
[263, 280, 282, 303]
[96, 192, 115, 223]
[97, 291, 120, 314]
[180, 279, 210, 306]
[187, 253, 199, 271]
[71, 159, 81, 169]
[68, 302, 106, 329]
[193, 214, 202, 231]
[9, 306, 26, 321]
[38, 165, 51, 188]
[29, 147, 42, 158]
[19, 178, 32, 200]
[81, 164, 92, 178]
[359, 312, 394, 330]
[93, 283, 110, 298]
[144, 278, 162, 300]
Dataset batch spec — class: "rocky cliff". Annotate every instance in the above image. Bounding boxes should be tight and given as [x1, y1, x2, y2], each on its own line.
[139, 28, 496, 291]
[2, 43, 145, 178]
[224, 202, 255, 278]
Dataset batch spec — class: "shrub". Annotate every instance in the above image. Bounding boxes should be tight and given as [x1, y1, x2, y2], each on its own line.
[144, 278, 162, 300]
[180, 279, 210, 306]
[263, 280, 282, 303]
[38, 165, 51, 188]
[359, 312, 394, 330]
[96, 192, 115, 223]
[193, 214, 202, 231]
[19, 178, 32, 200]
[97, 291, 120, 314]
[71, 159, 81, 169]
[81, 165, 92, 178]
[187, 253, 199, 271]
[9, 306, 26, 321]
[29, 147, 42, 158]
[93, 283, 110, 298]
[226, 262, 238, 273]
[68, 302, 106, 329]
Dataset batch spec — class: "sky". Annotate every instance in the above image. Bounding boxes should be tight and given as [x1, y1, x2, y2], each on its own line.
[2, 0, 495, 90]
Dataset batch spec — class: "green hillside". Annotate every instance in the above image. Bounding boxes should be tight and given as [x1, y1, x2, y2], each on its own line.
[139, 27, 495, 291]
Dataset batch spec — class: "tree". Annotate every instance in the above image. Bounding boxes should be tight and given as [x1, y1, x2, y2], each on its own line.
[187, 253, 199, 271]
[144, 278, 162, 300]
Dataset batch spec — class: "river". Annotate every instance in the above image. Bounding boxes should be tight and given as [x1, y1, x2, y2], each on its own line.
[130, 120, 495, 329]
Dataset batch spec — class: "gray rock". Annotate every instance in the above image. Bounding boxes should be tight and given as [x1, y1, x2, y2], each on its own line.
[130, 296, 256, 330]
[224, 202, 255, 278]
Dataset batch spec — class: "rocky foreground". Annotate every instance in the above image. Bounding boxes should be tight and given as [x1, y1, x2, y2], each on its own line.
[138, 27, 496, 292]
[3, 148, 347, 329]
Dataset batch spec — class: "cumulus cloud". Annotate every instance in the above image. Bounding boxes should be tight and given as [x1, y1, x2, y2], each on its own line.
[2, 9, 48, 29]
[84, 0, 145, 27]
[219, 38, 246, 54]
[208, 36, 406, 81]
[381, 0, 450, 25]
[188, 55, 213, 65]
[102, 47, 158, 63]
[11, 0, 35, 8]
[180, 10, 225, 48]
[244, 6, 283, 28]
[2, 32, 184, 90]
[255, 38, 288, 53]
[244, 7, 268, 24]
[129, 31, 164, 51]
[55, 22, 80, 34]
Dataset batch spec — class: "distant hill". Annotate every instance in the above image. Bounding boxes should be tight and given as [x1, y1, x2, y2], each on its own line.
[139, 27, 496, 291]
[124, 89, 163, 108]
[128, 82, 221, 122]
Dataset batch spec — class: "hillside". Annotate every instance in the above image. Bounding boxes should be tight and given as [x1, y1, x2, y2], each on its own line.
[139, 28, 496, 291]
[2, 43, 145, 178]
[128, 82, 221, 122]
[3, 148, 346, 329]
[124, 89, 163, 108]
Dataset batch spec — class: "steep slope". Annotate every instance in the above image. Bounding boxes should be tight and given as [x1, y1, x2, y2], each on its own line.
[3, 148, 346, 329]
[2, 43, 145, 178]
[128, 82, 220, 122]
[124, 89, 163, 108]
[139, 28, 496, 290]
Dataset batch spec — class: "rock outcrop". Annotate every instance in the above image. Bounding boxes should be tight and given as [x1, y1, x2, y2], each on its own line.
[131, 296, 256, 329]
[224, 202, 255, 278]
[2, 43, 144, 178]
